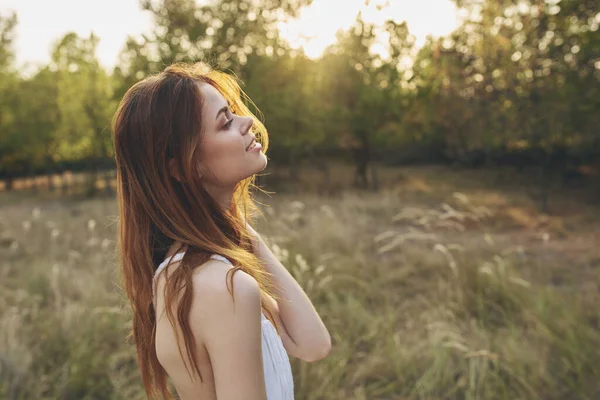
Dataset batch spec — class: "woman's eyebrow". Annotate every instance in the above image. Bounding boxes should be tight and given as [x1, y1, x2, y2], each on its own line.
[215, 105, 228, 120]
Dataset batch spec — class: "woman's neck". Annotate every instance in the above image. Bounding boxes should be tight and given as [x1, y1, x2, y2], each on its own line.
[165, 241, 188, 258]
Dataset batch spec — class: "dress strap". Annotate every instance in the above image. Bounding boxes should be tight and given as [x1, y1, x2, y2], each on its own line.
[210, 254, 232, 265]
[156, 253, 232, 278]
[155, 252, 185, 278]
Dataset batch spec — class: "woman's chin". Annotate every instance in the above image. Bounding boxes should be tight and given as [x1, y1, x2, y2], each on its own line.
[259, 155, 268, 171]
[252, 152, 267, 171]
[241, 153, 267, 179]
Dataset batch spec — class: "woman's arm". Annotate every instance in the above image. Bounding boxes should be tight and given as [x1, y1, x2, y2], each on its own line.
[247, 224, 332, 362]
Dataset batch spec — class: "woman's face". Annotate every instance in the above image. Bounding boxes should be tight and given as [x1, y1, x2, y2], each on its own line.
[196, 82, 267, 187]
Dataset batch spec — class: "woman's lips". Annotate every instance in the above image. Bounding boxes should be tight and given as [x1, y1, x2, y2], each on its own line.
[247, 142, 262, 152]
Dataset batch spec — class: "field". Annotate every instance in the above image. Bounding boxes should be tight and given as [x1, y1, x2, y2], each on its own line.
[1, 164, 599, 400]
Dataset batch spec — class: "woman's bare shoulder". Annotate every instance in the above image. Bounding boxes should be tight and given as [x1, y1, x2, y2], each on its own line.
[188, 258, 262, 330]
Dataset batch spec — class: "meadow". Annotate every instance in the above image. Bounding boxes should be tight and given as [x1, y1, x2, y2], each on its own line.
[1, 164, 599, 400]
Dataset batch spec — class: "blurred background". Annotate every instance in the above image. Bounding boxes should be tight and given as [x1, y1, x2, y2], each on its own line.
[0, 0, 599, 399]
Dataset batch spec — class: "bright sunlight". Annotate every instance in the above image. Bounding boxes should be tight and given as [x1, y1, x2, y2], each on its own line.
[277, 0, 461, 59]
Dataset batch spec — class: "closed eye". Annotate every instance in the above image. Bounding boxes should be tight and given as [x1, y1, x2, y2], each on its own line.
[223, 108, 238, 130]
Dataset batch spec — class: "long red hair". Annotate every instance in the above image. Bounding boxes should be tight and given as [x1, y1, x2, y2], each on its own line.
[112, 62, 279, 399]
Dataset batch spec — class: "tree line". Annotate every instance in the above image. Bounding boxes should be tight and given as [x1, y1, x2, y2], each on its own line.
[0, 0, 598, 206]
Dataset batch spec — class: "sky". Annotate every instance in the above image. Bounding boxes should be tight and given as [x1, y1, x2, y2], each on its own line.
[0, 0, 460, 71]
[279, 0, 461, 59]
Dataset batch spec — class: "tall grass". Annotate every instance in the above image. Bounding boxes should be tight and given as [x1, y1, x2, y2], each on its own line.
[1, 183, 599, 399]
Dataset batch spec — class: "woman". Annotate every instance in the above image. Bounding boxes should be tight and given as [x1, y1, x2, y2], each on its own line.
[112, 62, 331, 400]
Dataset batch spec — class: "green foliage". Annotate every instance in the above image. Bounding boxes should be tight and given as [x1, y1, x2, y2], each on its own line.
[51, 32, 116, 163]
[0, 11, 17, 71]
[0, 0, 598, 200]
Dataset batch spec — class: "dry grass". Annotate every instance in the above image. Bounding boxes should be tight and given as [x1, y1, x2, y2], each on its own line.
[1, 164, 599, 399]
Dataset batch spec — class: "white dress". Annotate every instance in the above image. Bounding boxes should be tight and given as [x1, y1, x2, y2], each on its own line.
[154, 252, 295, 400]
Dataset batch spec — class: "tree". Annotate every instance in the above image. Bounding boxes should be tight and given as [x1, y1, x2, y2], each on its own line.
[319, 15, 413, 189]
[0, 11, 22, 189]
[50, 32, 116, 194]
[114, 0, 314, 90]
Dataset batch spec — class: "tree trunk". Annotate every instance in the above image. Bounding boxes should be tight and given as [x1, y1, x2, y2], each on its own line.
[85, 168, 99, 197]
[61, 172, 69, 196]
[47, 170, 55, 193]
[370, 162, 379, 192]
[315, 158, 331, 196]
[352, 138, 370, 189]
[539, 162, 550, 214]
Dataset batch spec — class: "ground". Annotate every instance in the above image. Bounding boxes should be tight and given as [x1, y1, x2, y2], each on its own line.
[1, 163, 599, 399]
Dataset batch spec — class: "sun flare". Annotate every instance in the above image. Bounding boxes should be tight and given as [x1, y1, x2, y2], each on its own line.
[277, 0, 460, 60]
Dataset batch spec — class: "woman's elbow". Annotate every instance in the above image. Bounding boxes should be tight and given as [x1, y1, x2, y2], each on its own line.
[301, 335, 332, 362]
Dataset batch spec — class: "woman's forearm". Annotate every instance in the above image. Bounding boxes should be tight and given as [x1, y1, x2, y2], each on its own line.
[251, 229, 331, 361]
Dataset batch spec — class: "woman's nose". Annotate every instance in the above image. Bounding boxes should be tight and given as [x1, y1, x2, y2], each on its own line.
[241, 116, 253, 134]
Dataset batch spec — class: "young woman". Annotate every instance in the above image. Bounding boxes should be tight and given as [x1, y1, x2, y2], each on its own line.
[112, 62, 331, 400]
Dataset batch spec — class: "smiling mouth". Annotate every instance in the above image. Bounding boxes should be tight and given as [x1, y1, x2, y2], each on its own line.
[246, 139, 256, 151]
